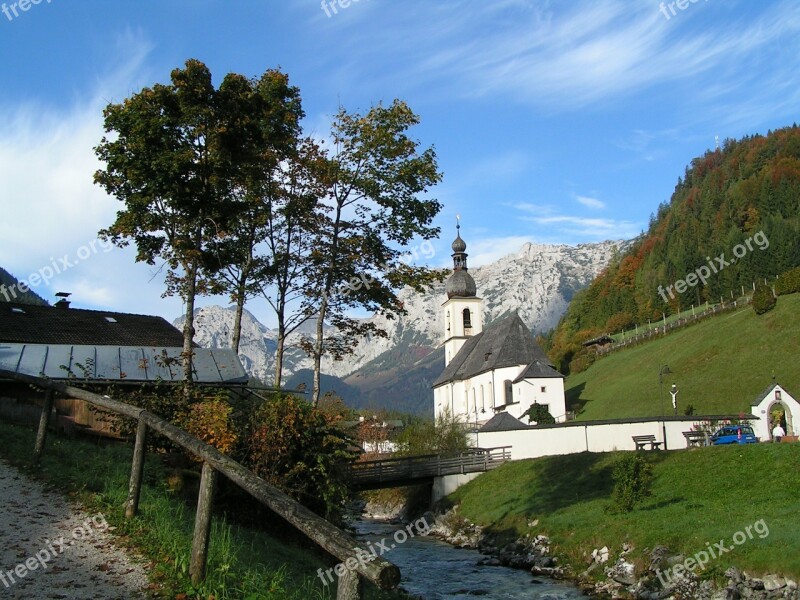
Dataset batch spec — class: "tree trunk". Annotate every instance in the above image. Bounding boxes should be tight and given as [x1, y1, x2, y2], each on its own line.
[231, 279, 246, 353]
[311, 294, 328, 406]
[274, 321, 285, 389]
[182, 261, 198, 386]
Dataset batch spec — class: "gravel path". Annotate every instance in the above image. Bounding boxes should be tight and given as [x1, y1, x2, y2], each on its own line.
[0, 459, 150, 599]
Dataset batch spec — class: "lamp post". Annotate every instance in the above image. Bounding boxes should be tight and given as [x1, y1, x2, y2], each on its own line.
[659, 365, 672, 449]
[474, 406, 485, 448]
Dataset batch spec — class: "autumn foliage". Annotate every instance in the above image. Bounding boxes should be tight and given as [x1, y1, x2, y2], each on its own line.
[245, 394, 354, 520]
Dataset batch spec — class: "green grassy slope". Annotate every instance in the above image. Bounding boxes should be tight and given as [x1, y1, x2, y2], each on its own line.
[566, 293, 800, 420]
[449, 445, 800, 579]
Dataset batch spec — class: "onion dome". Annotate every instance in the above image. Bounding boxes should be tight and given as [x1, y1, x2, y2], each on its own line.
[446, 222, 477, 298]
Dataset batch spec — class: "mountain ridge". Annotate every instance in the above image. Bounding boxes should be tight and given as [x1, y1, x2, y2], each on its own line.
[183, 238, 628, 413]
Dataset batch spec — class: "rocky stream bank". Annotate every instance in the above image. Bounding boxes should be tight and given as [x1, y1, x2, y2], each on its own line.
[403, 504, 799, 600]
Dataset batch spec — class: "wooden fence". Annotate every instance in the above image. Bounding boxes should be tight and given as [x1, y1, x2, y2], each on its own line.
[0, 369, 399, 600]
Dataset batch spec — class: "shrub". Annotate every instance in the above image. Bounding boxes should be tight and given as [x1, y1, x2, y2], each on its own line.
[394, 407, 469, 456]
[609, 453, 653, 513]
[180, 399, 238, 456]
[775, 266, 800, 296]
[522, 403, 556, 425]
[752, 281, 777, 315]
[245, 395, 354, 521]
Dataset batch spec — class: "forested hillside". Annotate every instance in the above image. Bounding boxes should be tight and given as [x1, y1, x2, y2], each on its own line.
[0, 267, 48, 306]
[548, 125, 800, 373]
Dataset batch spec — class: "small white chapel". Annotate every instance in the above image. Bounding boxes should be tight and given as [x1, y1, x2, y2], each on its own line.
[432, 225, 567, 426]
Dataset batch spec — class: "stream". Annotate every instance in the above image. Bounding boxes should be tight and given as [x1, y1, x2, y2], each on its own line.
[353, 518, 586, 599]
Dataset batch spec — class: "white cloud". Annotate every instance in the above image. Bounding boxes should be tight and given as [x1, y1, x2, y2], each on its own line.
[0, 33, 188, 321]
[576, 195, 605, 210]
[340, 0, 800, 116]
[462, 236, 536, 267]
[511, 201, 640, 242]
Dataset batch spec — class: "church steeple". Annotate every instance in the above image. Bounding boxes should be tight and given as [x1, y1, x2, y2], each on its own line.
[446, 219, 477, 299]
[442, 218, 482, 367]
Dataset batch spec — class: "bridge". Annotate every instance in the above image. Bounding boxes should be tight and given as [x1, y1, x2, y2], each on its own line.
[347, 446, 511, 490]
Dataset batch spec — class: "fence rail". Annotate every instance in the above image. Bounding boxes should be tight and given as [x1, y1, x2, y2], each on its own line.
[0, 369, 399, 599]
[348, 446, 511, 488]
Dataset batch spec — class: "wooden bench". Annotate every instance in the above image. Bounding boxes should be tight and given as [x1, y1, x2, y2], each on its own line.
[683, 430, 709, 448]
[632, 434, 662, 450]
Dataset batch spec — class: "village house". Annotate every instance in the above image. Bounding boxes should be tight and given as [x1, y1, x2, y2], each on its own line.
[0, 299, 247, 435]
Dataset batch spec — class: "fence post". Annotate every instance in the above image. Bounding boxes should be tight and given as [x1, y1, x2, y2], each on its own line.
[190, 461, 217, 585]
[125, 417, 148, 518]
[338, 569, 363, 600]
[33, 389, 55, 464]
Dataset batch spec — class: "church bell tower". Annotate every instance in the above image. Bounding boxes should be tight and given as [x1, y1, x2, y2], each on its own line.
[442, 220, 483, 366]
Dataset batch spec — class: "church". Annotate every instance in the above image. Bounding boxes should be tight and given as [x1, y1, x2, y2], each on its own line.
[432, 225, 567, 425]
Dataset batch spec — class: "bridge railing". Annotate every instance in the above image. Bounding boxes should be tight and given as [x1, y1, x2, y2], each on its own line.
[0, 369, 400, 599]
[349, 446, 511, 485]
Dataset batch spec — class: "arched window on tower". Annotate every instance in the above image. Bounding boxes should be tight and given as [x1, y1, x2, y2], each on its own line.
[446, 310, 451, 332]
[504, 380, 513, 405]
[463, 308, 472, 331]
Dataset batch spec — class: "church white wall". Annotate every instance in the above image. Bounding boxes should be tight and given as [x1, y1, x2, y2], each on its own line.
[434, 367, 567, 425]
[471, 417, 763, 458]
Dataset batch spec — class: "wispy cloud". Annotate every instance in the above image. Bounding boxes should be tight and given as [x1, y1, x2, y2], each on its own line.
[336, 0, 800, 117]
[512, 201, 640, 241]
[576, 195, 605, 210]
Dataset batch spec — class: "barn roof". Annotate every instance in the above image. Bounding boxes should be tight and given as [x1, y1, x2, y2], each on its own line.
[0, 303, 186, 347]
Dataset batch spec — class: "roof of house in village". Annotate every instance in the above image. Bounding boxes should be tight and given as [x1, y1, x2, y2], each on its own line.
[751, 382, 796, 406]
[478, 411, 531, 432]
[512, 359, 564, 382]
[432, 312, 558, 387]
[0, 343, 247, 384]
[582, 334, 615, 347]
[0, 302, 187, 347]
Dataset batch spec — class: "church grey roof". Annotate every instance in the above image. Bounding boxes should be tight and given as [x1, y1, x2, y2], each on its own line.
[445, 224, 477, 299]
[446, 269, 477, 299]
[432, 312, 558, 387]
[451, 232, 467, 253]
[478, 412, 531, 432]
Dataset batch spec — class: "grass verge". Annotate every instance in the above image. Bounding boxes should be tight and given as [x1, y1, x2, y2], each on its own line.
[447, 444, 800, 582]
[0, 420, 406, 600]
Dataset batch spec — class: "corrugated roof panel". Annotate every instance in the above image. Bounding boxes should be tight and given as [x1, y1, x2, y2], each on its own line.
[193, 350, 223, 382]
[141, 347, 179, 381]
[0, 344, 26, 374]
[0, 344, 248, 384]
[96, 346, 123, 380]
[69, 345, 98, 379]
[116, 347, 147, 381]
[40, 345, 74, 378]
[210, 349, 248, 382]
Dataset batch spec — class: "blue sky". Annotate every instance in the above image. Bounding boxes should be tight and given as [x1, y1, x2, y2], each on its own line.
[1, 0, 799, 326]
